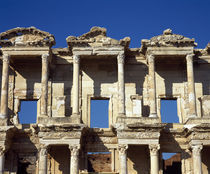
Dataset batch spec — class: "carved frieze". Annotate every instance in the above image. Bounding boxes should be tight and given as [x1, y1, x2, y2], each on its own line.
[117, 131, 160, 139]
[0, 27, 55, 47]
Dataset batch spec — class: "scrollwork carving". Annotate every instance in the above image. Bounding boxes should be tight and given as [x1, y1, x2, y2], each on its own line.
[117, 52, 125, 64]
[191, 144, 203, 156]
[73, 55, 80, 64]
[118, 144, 128, 155]
[149, 144, 160, 156]
[2, 54, 10, 63]
[69, 145, 80, 156]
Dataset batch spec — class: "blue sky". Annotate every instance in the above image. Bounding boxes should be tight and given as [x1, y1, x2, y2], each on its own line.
[0, 0, 209, 48]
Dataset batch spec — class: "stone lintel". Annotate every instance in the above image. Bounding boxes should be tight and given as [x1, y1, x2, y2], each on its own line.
[39, 139, 80, 146]
[118, 139, 159, 145]
[147, 47, 194, 56]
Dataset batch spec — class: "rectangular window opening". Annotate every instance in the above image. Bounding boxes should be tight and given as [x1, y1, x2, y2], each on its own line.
[19, 100, 37, 124]
[162, 152, 181, 174]
[90, 98, 109, 128]
[87, 151, 111, 172]
[161, 99, 179, 123]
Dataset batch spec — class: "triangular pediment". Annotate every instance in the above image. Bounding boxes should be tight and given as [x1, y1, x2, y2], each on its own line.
[0, 27, 55, 47]
[66, 27, 130, 49]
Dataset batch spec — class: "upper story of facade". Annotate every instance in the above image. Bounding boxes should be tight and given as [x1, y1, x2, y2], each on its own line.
[0, 26, 210, 127]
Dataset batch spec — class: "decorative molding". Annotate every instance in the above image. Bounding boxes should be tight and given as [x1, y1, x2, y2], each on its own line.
[149, 144, 160, 156]
[118, 144, 128, 155]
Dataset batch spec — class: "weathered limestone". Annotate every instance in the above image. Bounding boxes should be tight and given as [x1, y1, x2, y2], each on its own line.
[72, 55, 80, 117]
[147, 54, 157, 117]
[0, 148, 5, 174]
[69, 145, 80, 174]
[118, 144, 128, 174]
[0, 54, 10, 119]
[186, 53, 197, 118]
[192, 144, 203, 174]
[41, 54, 49, 116]
[149, 144, 160, 174]
[39, 146, 48, 174]
[117, 52, 125, 116]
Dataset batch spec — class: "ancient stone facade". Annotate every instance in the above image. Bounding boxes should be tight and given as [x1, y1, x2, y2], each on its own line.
[0, 26, 210, 174]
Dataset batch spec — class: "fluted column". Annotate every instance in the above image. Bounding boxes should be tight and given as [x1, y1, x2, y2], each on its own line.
[0, 54, 10, 118]
[117, 52, 125, 116]
[148, 54, 157, 117]
[186, 54, 197, 117]
[0, 147, 5, 174]
[69, 145, 80, 174]
[192, 144, 203, 174]
[149, 144, 160, 174]
[118, 144, 128, 174]
[72, 55, 80, 116]
[39, 146, 48, 174]
[41, 54, 49, 116]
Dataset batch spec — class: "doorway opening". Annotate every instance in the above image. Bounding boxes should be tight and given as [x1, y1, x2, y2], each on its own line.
[161, 99, 179, 123]
[18, 100, 37, 124]
[162, 152, 181, 174]
[90, 98, 109, 128]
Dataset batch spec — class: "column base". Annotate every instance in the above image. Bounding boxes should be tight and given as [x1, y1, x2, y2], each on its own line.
[0, 114, 6, 119]
[149, 113, 158, 118]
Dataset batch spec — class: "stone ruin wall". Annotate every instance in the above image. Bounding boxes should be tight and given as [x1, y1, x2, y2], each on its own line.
[0, 27, 209, 174]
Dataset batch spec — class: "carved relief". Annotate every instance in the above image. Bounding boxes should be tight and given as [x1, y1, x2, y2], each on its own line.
[149, 144, 160, 156]
[118, 144, 128, 155]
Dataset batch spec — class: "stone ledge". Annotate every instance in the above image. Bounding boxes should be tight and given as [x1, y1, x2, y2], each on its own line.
[116, 116, 160, 124]
[185, 117, 210, 124]
[37, 116, 80, 125]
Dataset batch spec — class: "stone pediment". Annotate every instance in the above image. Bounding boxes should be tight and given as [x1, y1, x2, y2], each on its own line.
[0, 27, 55, 47]
[141, 29, 197, 49]
[66, 27, 130, 49]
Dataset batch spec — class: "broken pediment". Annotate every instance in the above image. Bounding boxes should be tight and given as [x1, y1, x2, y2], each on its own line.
[141, 29, 197, 49]
[0, 27, 55, 47]
[66, 27, 130, 49]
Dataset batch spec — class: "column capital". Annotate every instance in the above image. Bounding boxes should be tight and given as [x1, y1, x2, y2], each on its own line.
[186, 53, 194, 62]
[149, 144, 160, 156]
[39, 145, 48, 156]
[117, 52, 125, 64]
[2, 54, 10, 63]
[118, 144, 128, 155]
[69, 145, 80, 156]
[73, 54, 80, 64]
[191, 144, 203, 155]
[147, 54, 155, 63]
[41, 54, 49, 63]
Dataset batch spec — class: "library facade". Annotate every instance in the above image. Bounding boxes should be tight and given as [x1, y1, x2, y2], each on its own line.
[0, 27, 210, 174]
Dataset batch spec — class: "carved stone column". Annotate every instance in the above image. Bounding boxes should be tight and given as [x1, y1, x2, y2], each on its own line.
[192, 144, 203, 174]
[0, 54, 10, 118]
[72, 55, 80, 117]
[0, 147, 5, 174]
[149, 144, 160, 174]
[181, 149, 192, 174]
[118, 144, 128, 174]
[147, 54, 157, 117]
[69, 145, 80, 174]
[39, 146, 48, 174]
[117, 52, 125, 116]
[186, 54, 197, 117]
[41, 54, 49, 116]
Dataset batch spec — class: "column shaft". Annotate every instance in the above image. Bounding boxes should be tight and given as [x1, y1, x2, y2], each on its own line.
[117, 53, 125, 116]
[186, 54, 197, 117]
[192, 144, 203, 174]
[39, 146, 48, 174]
[41, 54, 49, 116]
[70, 145, 80, 174]
[72, 55, 80, 115]
[0, 54, 10, 118]
[0, 153, 5, 174]
[149, 144, 160, 174]
[118, 144, 128, 174]
[148, 54, 157, 117]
